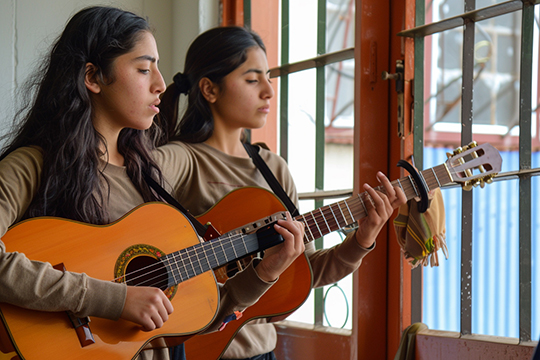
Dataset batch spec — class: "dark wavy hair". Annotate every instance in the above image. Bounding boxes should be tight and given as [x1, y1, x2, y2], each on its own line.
[0, 6, 163, 224]
[157, 26, 266, 145]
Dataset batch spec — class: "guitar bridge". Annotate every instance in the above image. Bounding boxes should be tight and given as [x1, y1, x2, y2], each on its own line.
[53, 263, 96, 348]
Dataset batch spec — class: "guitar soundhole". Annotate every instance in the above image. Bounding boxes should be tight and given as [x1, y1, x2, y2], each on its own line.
[125, 256, 169, 291]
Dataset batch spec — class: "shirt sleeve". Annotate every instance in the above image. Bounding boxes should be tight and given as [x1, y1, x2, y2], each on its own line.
[0, 147, 126, 320]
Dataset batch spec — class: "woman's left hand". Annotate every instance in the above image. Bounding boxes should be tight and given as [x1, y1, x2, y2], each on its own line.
[254, 213, 305, 282]
[355, 171, 407, 248]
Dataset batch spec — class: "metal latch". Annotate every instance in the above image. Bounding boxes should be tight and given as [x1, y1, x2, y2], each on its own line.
[382, 60, 405, 138]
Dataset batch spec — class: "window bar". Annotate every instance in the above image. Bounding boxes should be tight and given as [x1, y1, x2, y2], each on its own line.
[280, 0, 290, 160]
[244, 1, 252, 143]
[411, 0, 425, 324]
[314, 0, 327, 327]
[519, 0, 534, 343]
[398, 0, 540, 38]
[460, 0, 476, 337]
[243, 0, 251, 29]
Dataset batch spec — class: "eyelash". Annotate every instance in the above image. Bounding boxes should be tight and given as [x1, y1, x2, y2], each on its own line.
[139, 69, 150, 74]
[247, 78, 272, 84]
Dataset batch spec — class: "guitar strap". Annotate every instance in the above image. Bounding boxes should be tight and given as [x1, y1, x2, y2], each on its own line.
[243, 143, 300, 217]
[143, 172, 208, 238]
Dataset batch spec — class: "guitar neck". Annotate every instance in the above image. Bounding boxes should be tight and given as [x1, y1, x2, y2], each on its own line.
[158, 164, 453, 285]
[296, 163, 453, 243]
[160, 229, 277, 286]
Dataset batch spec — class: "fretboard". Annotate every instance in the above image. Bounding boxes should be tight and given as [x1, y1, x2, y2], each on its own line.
[296, 163, 452, 243]
[160, 232, 260, 286]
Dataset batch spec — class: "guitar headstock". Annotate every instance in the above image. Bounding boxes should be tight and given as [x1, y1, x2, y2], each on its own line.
[445, 142, 502, 190]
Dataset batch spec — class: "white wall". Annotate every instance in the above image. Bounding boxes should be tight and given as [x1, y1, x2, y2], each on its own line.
[0, 0, 218, 138]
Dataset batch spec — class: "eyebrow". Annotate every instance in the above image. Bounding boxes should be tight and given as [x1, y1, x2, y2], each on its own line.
[132, 55, 158, 63]
[242, 68, 271, 75]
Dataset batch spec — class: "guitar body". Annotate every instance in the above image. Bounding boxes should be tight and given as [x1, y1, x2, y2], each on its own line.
[0, 203, 219, 360]
[185, 187, 313, 360]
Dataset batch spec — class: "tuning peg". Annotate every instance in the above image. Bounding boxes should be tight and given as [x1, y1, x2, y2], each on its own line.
[466, 141, 478, 149]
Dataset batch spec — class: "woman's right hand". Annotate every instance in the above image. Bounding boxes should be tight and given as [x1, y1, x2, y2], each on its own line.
[120, 286, 174, 331]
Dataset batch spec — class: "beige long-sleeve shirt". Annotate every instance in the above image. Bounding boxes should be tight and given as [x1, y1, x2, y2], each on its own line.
[0, 145, 275, 360]
[154, 141, 373, 359]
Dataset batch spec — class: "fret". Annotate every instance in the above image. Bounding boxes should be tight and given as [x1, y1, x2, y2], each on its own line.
[342, 199, 354, 223]
[209, 243, 220, 269]
[319, 208, 331, 233]
[420, 172, 430, 192]
[218, 237, 228, 264]
[396, 178, 405, 195]
[357, 194, 368, 216]
[310, 211, 323, 238]
[301, 214, 316, 241]
[328, 203, 343, 229]
[196, 249, 210, 274]
[223, 234, 237, 263]
[189, 247, 203, 277]
[181, 248, 197, 279]
[298, 216, 312, 243]
[335, 201, 348, 227]
[430, 167, 442, 188]
[163, 256, 179, 285]
[199, 244, 212, 271]
[193, 247, 205, 275]
[230, 234, 239, 260]
[176, 252, 188, 281]
[408, 175, 419, 197]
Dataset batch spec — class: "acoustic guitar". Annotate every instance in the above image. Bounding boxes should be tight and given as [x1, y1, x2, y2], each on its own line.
[0, 202, 285, 359]
[184, 142, 503, 360]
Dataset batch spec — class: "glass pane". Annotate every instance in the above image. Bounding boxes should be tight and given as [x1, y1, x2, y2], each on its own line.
[286, 197, 354, 330]
[427, 0, 514, 24]
[289, 0, 355, 64]
[422, 148, 462, 332]
[428, 0, 465, 22]
[325, 59, 355, 187]
[285, 60, 354, 328]
[472, 175, 519, 337]
[289, 0, 318, 63]
[288, 68, 317, 193]
[423, 149, 522, 337]
[424, 12, 523, 140]
[327, 0, 355, 52]
[287, 60, 354, 193]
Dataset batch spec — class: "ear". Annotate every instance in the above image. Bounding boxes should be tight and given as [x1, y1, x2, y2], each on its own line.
[199, 77, 219, 103]
[84, 63, 102, 94]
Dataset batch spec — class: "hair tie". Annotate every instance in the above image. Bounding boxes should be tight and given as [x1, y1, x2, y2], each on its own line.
[173, 72, 191, 94]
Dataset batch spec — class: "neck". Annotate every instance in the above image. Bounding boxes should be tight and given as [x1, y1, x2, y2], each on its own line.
[204, 130, 247, 158]
[93, 121, 124, 166]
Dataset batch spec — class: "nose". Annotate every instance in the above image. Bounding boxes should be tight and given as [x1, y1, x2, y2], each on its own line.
[154, 69, 166, 94]
[262, 77, 274, 100]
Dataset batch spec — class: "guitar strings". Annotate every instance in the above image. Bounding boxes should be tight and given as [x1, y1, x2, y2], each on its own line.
[202, 167, 447, 282]
[111, 231, 250, 285]
[111, 228, 281, 289]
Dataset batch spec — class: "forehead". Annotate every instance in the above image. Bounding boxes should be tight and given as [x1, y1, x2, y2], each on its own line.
[119, 31, 159, 62]
[236, 46, 269, 72]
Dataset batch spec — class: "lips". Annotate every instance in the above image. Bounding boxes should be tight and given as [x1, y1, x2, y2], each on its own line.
[150, 99, 161, 113]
